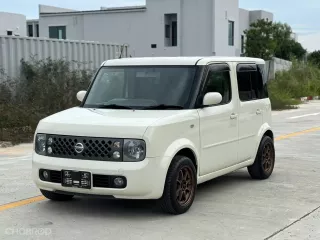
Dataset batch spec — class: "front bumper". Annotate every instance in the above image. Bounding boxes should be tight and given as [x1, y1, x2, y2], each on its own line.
[32, 152, 169, 199]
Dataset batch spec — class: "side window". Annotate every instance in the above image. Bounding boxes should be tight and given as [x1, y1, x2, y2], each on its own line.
[258, 64, 269, 98]
[202, 66, 232, 105]
[237, 64, 266, 101]
[237, 71, 253, 101]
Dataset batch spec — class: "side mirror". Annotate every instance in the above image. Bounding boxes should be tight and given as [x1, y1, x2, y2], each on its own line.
[202, 92, 222, 106]
[77, 90, 87, 102]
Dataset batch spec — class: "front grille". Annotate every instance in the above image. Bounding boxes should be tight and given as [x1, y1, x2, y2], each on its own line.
[50, 170, 62, 183]
[47, 135, 123, 161]
[93, 174, 111, 188]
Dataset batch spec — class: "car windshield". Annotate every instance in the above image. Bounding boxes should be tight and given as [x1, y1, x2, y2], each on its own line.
[83, 66, 197, 109]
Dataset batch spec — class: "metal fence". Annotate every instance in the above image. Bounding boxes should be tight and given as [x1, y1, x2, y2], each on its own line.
[0, 35, 129, 79]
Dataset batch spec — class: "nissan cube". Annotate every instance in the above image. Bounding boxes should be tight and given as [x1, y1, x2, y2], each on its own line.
[32, 57, 275, 215]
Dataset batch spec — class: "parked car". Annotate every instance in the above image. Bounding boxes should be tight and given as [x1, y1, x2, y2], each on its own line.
[32, 57, 275, 215]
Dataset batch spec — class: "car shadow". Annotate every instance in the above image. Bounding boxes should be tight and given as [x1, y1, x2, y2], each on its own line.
[38, 169, 253, 218]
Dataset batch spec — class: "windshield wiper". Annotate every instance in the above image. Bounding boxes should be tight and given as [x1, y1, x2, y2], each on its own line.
[93, 104, 133, 109]
[143, 104, 185, 110]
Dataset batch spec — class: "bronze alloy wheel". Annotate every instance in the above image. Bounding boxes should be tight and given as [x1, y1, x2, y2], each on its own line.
[176, 166, 196, 207]
[248, 135, 275, 180]
[160, 155, 197, 214]
[262, 142, 275, 174]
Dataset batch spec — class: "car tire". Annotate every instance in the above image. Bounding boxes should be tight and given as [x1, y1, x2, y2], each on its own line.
[248, 136, 275, 180]
[40, 189, 74, 201]
[159, 155, 197, 215]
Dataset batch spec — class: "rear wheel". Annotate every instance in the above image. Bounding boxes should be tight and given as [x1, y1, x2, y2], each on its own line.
[40, 189, 74, 201]
[248, 136, 275, 180]
[159, 155, 197, 215]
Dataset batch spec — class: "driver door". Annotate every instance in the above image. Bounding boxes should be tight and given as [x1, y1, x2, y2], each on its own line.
[198, 63, 239, 176]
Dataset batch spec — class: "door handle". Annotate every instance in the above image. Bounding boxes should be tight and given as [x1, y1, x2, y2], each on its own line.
[230, 113, 238, 119]
[256, 109, 262, 115]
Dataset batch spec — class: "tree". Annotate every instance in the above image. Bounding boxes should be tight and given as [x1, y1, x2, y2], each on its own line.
[308, 50, 320, 67]
[287, 40, 307, 61]
[244, 19, 276, 60]
[244, 19, 307, 61]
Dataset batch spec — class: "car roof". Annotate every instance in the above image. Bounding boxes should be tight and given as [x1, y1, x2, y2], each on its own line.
[103, 56, 265, 66]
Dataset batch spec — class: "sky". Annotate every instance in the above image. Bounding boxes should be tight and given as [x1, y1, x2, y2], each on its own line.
[1, 0, 319, 51]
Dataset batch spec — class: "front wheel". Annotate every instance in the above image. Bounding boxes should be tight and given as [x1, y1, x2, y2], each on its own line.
[248, 136, 275, 180]
[159, 155, 197, 215]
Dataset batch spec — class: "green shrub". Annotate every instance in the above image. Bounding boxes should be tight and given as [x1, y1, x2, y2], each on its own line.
[0, 57, 95, 143]
[268, 60, 320, 109]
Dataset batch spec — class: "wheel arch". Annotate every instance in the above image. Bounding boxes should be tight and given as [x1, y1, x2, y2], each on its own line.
[252, 124, 274, 162]
[175, 148, 198, 172]
[161, 138, 200, 175]
[263, 129, 274, 141]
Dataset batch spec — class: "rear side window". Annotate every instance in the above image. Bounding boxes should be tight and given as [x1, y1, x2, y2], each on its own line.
[236, 63, 268, 101]
[258, 64, 269, 98]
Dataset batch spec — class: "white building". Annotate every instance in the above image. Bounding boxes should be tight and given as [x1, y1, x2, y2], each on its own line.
[26, 5, 75, 38]
[0, 12, 26, 36]
[26, 19, 40, 37]
[0, 1, 274, 57]
[37, 1, 273, 57]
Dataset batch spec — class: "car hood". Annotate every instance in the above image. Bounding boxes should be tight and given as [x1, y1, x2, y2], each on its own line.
[36, 107, 183, 139]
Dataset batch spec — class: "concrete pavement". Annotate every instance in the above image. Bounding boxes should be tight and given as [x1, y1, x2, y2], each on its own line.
[0, 101, 320, 240]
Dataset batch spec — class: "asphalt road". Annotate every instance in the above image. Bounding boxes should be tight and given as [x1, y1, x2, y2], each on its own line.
[0, 101, 320, 240]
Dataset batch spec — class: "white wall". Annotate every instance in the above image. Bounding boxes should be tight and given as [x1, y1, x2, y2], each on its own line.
[0, 12, 26, 36]
[83, 11, 146, 56]
[239, 8, 250, 35]
[249, 10, 273, 24]
[145, 0, 181, 56]
[40, 14, 84, 40]
[181, 0, 214, 56]
[239, 8, 250, 55]
[39, 4, 76, 13]
[213, 0, 240, 56]
[266, 57, 292, 80]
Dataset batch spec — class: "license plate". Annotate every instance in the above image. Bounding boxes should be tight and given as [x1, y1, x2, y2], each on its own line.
[61, 170, 91, 189]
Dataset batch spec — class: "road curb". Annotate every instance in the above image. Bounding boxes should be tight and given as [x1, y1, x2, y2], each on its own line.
[0, 142, 13, 148]
[300, 96, 319, 102]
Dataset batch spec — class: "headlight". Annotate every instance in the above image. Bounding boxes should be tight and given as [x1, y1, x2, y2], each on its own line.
[123, 139, 146, 162]
[35, 134, 47, 155]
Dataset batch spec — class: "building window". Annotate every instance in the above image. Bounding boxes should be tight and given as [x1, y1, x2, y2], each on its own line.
[7, 31, 13, 36]
[165, 24, 170, 38]
[28, 25, 33, 37]
[241, 35, 244, 53]
[36, 24, 39, 37]
[49, 26, 66, 40]
[164, 14, 178, 47]
[228, 21, 234, 46]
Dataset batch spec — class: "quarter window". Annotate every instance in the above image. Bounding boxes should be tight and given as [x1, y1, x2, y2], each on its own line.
[237, 64, 268, 101]
[202, 65, 232, 105]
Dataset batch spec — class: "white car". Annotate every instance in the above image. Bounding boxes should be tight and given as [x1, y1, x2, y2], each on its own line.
[32, 57, 275, 215]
